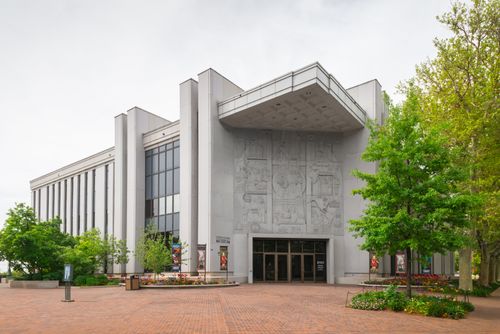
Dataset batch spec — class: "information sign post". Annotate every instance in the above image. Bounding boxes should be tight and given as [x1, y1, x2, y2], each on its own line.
[62, 264, 74, 302]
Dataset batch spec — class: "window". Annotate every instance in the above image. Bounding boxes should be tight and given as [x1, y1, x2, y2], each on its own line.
[145, 140, 180, 241]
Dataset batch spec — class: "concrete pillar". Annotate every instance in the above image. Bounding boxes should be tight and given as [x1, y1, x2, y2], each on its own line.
[126, 107, 170, 273]
[113, 114, 127, 273]
[197, 69, 243, 273]
[328, 237, 335, 284]
[179, 79, 199, 274]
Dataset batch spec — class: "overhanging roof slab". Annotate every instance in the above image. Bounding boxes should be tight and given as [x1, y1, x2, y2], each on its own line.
[218, 63, 367, 132]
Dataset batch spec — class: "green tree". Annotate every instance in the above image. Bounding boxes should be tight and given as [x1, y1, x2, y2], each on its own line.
[415, 0, 500, 288]
[0, 203, 74, 279]
[64, 228, 130, 276]
[350, 89, 473, 297]
[135, 224, 172, 280]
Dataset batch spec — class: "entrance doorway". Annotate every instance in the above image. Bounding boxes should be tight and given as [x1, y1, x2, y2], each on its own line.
[253, 239, 327, 283]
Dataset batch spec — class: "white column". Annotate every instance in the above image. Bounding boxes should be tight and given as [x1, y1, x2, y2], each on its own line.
[126, 107, 170, 274]
[179, 79, 198, 274]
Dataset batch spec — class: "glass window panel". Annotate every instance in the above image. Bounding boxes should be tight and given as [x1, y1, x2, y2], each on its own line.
[152, 154, 159, 173]
[291, 240, 301, 253]
[158, 215, 166, 232]
[264, 240, 275, 252]
[166, 149, 173, 170]
[145, 199, 154, 218]
[166, 142, 173, 150]
[253, 239, 263, 253]
[166, 195, 173, 214]
[152, 174, 158, 198]
[159, 145, 165, 152]
[174, 140, 179, 147]
[146, 156, 153, 176]
[152, 147, 159, 154]
[166, 170, 173, 195]
[253, 254, 264, 281]
[173, 147, 180, 168]
[173, 168, 180, 194]
[145, 217, 155, 228]
[146, 176, 153, 199]
[159, 196, 166, 215]
[166, 214, 173, 231]
[276, 240, 288, 252]
[303, 241, 314, 253]
[173, 213, 179, 230]
[159, 152, 166, 172]
[146, 149, 153, 157]
[315, 241, 326, 254]
[159, 173, 166, 197]
[173, 194, 180, 213]
[153, 198, 158, 217]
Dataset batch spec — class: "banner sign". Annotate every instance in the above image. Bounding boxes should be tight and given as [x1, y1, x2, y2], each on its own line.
[197, 244, 206, 271]
[172, 243, 182, 272]
[63, 264, 73, 282]
[421, 256, 432, 274]
[396, 252, 406, 274]
[219, 246, 228, 271]
[216, 236, 230, 244]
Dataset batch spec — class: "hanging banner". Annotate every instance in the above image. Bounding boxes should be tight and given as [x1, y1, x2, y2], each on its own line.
[421, 256, 432, 274]
[219, 246, 228, 271]
[395, 252, 406, 274]
[172, 243, 182, 272]
[197, 244, 206, 271]
[370, 254, 379, 273]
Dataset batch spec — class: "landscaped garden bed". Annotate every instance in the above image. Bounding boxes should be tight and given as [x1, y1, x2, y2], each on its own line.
[138, 273, 239, 288]
[349, 285, 475, 320]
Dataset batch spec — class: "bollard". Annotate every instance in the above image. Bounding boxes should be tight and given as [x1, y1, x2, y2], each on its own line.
[61, 264, 74, 302]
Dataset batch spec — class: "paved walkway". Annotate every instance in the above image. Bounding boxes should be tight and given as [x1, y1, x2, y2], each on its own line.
[0, 283, 499, 333]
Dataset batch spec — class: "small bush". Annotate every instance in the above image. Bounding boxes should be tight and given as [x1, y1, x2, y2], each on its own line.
[404, 295, 471, 319]
[351, 291, 387, 310]
[74, 274, 110, 286]
[384, 285, 407, 311]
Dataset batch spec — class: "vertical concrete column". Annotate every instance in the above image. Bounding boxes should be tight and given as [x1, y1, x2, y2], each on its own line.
[197, 69, 243, 274]
[113, 114, 127, 273]
[328, 237, 335, 284]
[179, 79, 199, 274]
[247, 234, 253, 283]
[126, 107, 170, 274]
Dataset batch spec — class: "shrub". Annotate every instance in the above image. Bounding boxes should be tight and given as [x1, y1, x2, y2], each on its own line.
[404, 295, 472, 319]
[351, 291, 387, 310]
[74, 274, 110, 286]
[384, 285, 407, 311]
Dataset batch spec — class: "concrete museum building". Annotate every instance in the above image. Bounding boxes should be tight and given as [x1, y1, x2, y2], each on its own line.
[30, 63, 454, 283]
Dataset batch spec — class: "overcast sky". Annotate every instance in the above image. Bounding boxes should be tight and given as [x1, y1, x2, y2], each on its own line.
[0, 0, 452, 270]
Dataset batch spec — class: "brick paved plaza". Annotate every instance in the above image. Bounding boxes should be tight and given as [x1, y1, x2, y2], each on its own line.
[0, 283, 499, 333]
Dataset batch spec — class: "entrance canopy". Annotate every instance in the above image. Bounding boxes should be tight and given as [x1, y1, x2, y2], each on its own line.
[218, 63, 367, 132]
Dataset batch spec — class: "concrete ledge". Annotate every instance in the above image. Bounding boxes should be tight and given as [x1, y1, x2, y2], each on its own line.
[140, 282, 240, 289]
[10, 280, 59, 289]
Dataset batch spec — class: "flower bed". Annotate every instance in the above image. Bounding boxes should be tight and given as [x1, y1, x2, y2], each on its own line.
[139, 273, 232, 286]
[350, 285, 474, 319]
[365, 274, 449, 287]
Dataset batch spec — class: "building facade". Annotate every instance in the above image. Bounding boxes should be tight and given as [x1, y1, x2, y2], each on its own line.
[30, 63, 454, 283]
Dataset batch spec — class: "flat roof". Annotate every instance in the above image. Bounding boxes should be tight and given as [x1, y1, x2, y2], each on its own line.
[217, 62, 366, 132]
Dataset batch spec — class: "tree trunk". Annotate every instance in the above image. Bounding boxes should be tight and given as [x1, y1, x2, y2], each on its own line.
[406, 247, 412, 298]
[459, 247, 473, 291]
[496, 257, 500, 283]
[489, 257, 497, 284]
[479, 245, 490, 286]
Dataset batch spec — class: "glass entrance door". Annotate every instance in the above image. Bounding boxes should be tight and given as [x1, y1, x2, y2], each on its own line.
[264, 254, 275, 281]
[291, 255, 301, 281]
[253, 239, 327, 283]
[303, 255, 314, 281]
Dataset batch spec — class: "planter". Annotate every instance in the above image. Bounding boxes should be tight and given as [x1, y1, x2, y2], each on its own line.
[10, 280, 59, 289]
[140, 282, 240, 289]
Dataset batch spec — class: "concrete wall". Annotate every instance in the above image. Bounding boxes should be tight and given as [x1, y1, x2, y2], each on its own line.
[197, 69, 243, 274]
